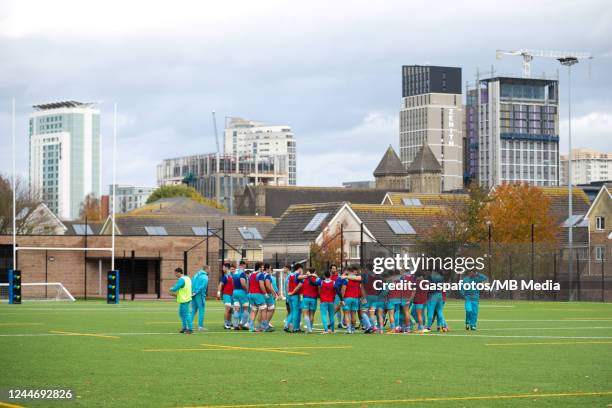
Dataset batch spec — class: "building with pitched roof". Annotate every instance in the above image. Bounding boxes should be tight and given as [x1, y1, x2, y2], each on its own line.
[234, 185, 403, 218]
[99, 198, 275, 262]
[583, 185, 611, 275]
[381, 192, 468, 206]
[373, 146, 408, 190]
[406, 144, 443, 193]
[263, 201, 445, 266]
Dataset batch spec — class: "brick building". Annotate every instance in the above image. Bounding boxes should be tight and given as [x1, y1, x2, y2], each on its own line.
[0, 234, 219, 299]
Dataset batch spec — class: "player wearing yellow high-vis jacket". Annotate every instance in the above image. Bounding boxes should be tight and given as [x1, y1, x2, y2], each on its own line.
[169, 267, 193, 334]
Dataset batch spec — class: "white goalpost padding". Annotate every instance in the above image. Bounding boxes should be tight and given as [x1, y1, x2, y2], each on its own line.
[273, 268, 287, 300]
[0, 282, 76, 302]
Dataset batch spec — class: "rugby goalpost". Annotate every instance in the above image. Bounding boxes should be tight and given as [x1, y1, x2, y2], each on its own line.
[7, 100, 119, 302]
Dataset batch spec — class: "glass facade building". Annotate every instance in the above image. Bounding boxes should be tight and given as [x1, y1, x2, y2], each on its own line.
[29, 102, 100, 220]
[477, 77, 559, 187]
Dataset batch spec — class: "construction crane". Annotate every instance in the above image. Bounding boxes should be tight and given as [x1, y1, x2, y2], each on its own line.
[495, 49, 592, 78]
[211, 110, 220, 155]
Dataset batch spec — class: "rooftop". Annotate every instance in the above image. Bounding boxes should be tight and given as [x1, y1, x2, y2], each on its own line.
[32, 101, 95, 110]
[480, 76, 558, 86]
[373, 146, 408, 177]
[406, 144, 442, 174]
[383, 192, 469, 206]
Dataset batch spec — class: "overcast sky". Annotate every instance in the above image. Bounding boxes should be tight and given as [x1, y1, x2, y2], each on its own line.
[1, 0, 611, 190]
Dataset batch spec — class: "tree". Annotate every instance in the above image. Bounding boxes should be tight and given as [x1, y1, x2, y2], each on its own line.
[480, 183, 560, 283]
[79, 193, 102, 221]
[419, 182, 491, 255]
[482, 183, 558, 245]
[146, 184, 225, 210]
[309, 225, 346, 273]
[0, 174, 42, 234]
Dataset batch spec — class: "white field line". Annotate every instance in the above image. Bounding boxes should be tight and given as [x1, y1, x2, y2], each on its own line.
[1, 331, 612, 339]
[443, 305, 516, 308]
[471, 326, 612, 331]
[430, 333, 612, 340]
[0, 308, 229, 314]
[444, 319, 612, 322]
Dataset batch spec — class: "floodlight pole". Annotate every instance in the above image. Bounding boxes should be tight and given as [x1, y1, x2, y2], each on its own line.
[558, 57, 578, 301]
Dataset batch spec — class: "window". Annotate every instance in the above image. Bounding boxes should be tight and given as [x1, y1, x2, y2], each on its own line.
[238, 227, 262, 240]
[349, 244, 360, 259]
[595, 246, 605, 262]
[304, 212, 329, 232]
[144, 226, 168, 236]
[401, 198, 422, 206]
[386, 219, 416, 235]
[192, 227, 211, 236]
[596, 216, 605, 231]
[73, 224, 93, 235]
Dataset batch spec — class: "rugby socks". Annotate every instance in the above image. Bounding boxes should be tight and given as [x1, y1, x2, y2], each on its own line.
[304, 316, 312, 332]
[241, 307, 249, 326]
[360, 312, 372, 330]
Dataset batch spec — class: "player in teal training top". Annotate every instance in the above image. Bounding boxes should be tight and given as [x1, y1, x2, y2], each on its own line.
[426, 270, 447, 332]
[459, 270, 488, 330]
[191, 265, 209, 331]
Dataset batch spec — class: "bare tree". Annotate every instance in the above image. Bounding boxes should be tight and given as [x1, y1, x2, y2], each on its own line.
[0, 174, 43, 234]
[78, 193, 102, 221]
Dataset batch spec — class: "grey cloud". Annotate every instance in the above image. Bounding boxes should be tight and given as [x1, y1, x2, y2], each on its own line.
[1, 0, 611, 187]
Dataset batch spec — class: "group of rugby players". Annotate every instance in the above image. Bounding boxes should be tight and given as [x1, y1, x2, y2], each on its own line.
[215, 261, 479, 334]
[216, 261, 280, 332]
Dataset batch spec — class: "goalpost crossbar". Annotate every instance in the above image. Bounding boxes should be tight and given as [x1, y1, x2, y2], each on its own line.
[15, 247, 114, 252]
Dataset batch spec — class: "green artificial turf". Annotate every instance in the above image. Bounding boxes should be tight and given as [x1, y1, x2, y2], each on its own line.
[0, 299, 611, 408]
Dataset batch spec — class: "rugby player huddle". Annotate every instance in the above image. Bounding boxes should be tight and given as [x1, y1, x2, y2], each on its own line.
[216, 261, 488, 334]
[285, 263, 447, 334]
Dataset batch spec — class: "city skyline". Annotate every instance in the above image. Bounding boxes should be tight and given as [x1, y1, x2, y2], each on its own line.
[1, 0, 611, 189]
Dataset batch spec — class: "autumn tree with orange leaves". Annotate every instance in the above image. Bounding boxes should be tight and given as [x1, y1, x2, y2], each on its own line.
[480, 183, 560, 282]
[482, 183, 559, 245]
[419, 182, 559, 281]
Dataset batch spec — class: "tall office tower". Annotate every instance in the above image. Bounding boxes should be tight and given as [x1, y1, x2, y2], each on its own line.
[29, 101, 101, 220]
[477, 77, 559, 188]
[560, 148, 611, 185]
[464, 88, 479, 185]
[399, 65, 463, 191]
[224, 117, 297, 185]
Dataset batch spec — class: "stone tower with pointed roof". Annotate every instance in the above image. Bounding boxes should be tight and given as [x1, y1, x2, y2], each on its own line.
[373, 146, 408, 190]
[406, 144, 442, 193]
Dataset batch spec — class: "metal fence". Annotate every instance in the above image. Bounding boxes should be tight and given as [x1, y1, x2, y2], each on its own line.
[293, 223, 611, 302]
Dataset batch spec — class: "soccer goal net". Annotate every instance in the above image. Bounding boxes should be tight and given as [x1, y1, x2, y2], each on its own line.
[0, 282, 76, 302]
